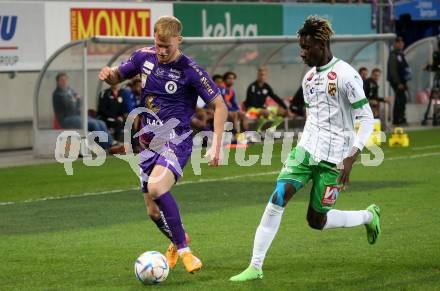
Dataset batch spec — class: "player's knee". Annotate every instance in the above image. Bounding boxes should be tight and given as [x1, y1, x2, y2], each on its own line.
[147, 184, 164, 199]
[306, 209, 327, 230]
[307, 217, 325, 230]
[269, 182, 296, 207]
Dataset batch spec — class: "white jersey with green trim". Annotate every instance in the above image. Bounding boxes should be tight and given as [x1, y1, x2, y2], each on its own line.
[297, 57, 374, 165]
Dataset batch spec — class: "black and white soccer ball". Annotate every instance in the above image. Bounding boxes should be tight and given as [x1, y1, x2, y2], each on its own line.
[134, 251, 169, 285]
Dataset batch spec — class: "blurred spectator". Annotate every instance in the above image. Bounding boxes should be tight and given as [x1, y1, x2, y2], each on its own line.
[52, 72, 116, 150]
[212, 74, 224, 89]
[222, 71, 249, 134]
[358, 67, 369, 83]
[244, 66, 288, 133]
[289, 86, 306, 118]
[365, 68, 390, 118]
[97, 84, 126, 141]
[387, 36, 411, 125]
[123, 78, 143, 115]
[122, 78, 143, 152]
[191, 106, 210, 134]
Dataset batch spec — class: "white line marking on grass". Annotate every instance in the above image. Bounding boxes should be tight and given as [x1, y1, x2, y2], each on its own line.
[1, 151, 439, 206]
[411, 145, 440, 151]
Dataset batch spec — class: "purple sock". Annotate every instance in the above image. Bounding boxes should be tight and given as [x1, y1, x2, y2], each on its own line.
[152, 214, 173, 242]
[154, 192, 187, 250]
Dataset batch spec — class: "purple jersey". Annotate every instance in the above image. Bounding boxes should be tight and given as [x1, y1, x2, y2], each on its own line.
[118, 47, 220, 189]
[118, 47, 220, 145]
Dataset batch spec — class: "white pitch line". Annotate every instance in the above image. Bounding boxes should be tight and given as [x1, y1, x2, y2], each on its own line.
[411, 145, 440, 151]
[1, 151, 439, 207]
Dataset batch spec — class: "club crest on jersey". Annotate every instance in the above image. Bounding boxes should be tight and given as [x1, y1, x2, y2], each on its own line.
[322, 185, 341, 206]
[327, 71, 337, 80]
[146, 95, 160, 113]
[328, 82, 337, 96]
[307, 72, 314, 81]
[165, 81, 177, 94]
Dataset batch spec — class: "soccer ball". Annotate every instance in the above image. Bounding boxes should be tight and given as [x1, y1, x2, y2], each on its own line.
[134, 251, 169, 285]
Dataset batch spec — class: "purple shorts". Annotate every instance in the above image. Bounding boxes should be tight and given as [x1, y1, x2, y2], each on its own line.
[139, 141, 192, 193]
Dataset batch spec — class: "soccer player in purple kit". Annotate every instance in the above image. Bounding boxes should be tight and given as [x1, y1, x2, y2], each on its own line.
[99, 16, 228, 274]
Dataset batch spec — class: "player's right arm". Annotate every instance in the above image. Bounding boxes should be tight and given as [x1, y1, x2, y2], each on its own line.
[99, 48, 146, 85]
[99, 66, 123, 85]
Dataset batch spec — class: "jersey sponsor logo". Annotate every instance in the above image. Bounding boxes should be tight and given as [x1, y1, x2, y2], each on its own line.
[168, 72, 181, 80]
[145, 95, 160, 113]
[200, 76, 214, 95]
[327, 71, 337, 80]
[321, 185, 341, 206]
[155, 67, 165, 77]
[307, 72, 314, 81]
[328, 82, 337, 96]
[168, 68, 181, 80]
[165, 81, 177, 94]
[315, 76, 325, 85]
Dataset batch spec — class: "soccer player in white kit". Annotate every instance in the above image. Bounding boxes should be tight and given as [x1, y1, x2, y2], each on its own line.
[230, 16, 382, 282]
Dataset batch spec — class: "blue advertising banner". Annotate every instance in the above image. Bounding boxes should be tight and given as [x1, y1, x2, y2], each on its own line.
[283, 4, 374, 36]
[395, 0, 440, 21]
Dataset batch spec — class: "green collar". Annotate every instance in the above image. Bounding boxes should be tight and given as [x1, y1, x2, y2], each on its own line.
[316, 57, 339, 72]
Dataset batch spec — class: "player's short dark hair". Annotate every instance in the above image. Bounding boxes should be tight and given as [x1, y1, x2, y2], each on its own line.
[372, 68, 382, 74]
[297, 16, 334, 46]
[395, 36, 404, 43]
[358, 67, 368, 74]
[223, 71, 237, 81]
[212, 74, 223, 82]
[56, 72, 67, 82]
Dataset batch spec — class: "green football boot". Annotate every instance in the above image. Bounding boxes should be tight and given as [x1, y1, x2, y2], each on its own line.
[365, 204, 381, 245]
[229, 266, 263, 282]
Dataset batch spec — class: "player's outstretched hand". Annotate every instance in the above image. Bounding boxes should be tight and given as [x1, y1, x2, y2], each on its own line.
[205, 146, 222, 167]
[98, 66, 113, 81]
[337, 156, 356, 190]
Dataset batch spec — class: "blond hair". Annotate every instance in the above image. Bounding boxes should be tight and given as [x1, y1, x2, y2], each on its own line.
[297, 16, 334, 45]
[258, 66, 268, 73]
[154, 16, 183, 39]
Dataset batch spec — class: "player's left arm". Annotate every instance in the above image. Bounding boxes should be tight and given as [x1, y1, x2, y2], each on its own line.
[209, 94, 228, 166]
[188, 63, 228, 166]
[338, 71, 375, 188]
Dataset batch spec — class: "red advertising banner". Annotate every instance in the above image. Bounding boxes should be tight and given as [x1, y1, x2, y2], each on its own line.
[70, 8, 151, 40]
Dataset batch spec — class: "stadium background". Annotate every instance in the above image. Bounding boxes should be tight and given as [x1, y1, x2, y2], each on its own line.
[2, 0, 435, 151]
[1, 1, 440, 290]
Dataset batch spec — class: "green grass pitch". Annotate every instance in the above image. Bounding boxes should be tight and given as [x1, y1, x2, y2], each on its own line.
[1, 129, 440, 290]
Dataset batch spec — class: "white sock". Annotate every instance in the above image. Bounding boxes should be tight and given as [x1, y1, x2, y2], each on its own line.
[324, 209, 373, 229]
[250, 203, 284, 270]
[177, 247, 190, 256]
